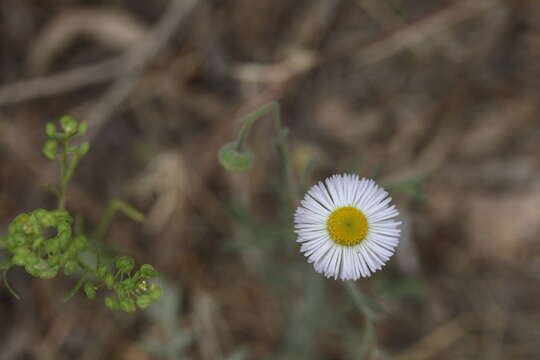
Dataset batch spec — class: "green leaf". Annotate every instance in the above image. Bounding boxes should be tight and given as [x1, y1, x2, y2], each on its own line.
[218, 142, 253, 172]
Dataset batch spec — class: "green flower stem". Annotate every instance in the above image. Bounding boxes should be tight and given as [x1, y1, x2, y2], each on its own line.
[57, 139, 81, 210]
[3, 271, 20, 300]
[62, 274, 87, 302]
[76, 257, 95, 274]
[344, 281, 379, 358]
[235, 101, 299, 204]
[93, 198, 145, 242]
[57, 139, 69, 209]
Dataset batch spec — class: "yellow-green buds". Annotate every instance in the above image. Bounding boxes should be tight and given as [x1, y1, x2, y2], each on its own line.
[78, 121, 89, 136]
[60, 116, 77, 136]
[43, 139, 58, 160]
[104, 273, 115, 289]
[96, 264, 108, 279]
[84, 283, 97, 299]
[136, 294, 153, 309]
[4, 209, 74, 279]
[105, 296, 119, 310]
[148, 284, 163, 300]
[79, 142, 90, 156]
[43, 116, 91, 164]
[1, 116, 163, 312]
[140, 264, 158, 278]
[116, 256, 135, 274]
[46, 122, 57, 137]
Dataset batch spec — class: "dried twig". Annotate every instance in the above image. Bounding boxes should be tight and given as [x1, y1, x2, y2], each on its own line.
[84, 0, 199, 140]
[0, 59, 122, 106]
[349, 0, 501, 66]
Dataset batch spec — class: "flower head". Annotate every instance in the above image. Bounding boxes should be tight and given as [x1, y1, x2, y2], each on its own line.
[294, 174, 401, 280]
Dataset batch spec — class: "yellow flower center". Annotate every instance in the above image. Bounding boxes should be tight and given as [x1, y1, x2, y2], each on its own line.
[327, 206, 368, 246]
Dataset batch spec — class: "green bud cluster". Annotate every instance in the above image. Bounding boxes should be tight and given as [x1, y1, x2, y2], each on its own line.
[43, 116, 90, 160]
[0, 116, 163, 312]
[86, 259, 162, 312]
[4, 209, 86, 279]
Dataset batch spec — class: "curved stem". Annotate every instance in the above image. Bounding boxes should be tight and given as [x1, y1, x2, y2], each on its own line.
[235, 101, 299, 204]
[93, 197, 145, 242]
[76, 257, 95, 274]
[62, 274, 86, 302]
[3, 271, 20, 300]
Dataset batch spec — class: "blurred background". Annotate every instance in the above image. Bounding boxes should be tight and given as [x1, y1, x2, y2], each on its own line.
[1, 0, 540, 359]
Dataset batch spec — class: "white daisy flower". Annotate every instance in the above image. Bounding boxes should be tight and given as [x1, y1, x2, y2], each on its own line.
[294, 174, 401, 280]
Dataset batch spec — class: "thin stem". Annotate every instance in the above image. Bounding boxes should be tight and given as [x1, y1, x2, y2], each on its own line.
[3, 271, 20, 300]
[76, 257, 95, 274]
[344, 281, 380, 359]
[57, 140, 69, 209]
[63, 152, 81, 188]
[56, 137, 82, 210]
[235, 101, 299, 204]
[62, 274, 86, 302]
[93, 198, 145, 242]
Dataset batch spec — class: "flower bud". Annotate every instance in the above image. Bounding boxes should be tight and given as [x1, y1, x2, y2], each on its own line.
[63, 259, 77, 276]
[57, 223, 72, 248]
[105, 296, 119, 310]
[79, 142, 90, 156]
[46, 122, 57, 137]
[120, 277, 135, 290]
[31, 236, 45, 250]
[218, 142, 253, 171]
[97, 264, 108, 279]
[27, 261, 58, 279]
[72, 235, 88, 252]
[148, 284, 163, 301]
[140, 264, 157, 278]
[24, 253, 39, 266]
[116, 256, 135, 274]
[84, 283, 97, 299]
[120, 298, 136, 313]
[78, 121, 89, 136]
[43, 139, 59, 160]
[39, 213, 56, 228]
[136, 294, 153, 309]
[52, 210, 72, 224]
[12, 254, 27, 266]
[60, 115, 77, 136]
[45, 237, 60, 254]
[104, 273, 115, 289]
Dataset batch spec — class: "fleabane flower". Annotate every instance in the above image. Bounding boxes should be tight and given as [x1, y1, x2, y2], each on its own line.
[294, 174, 401, 280]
